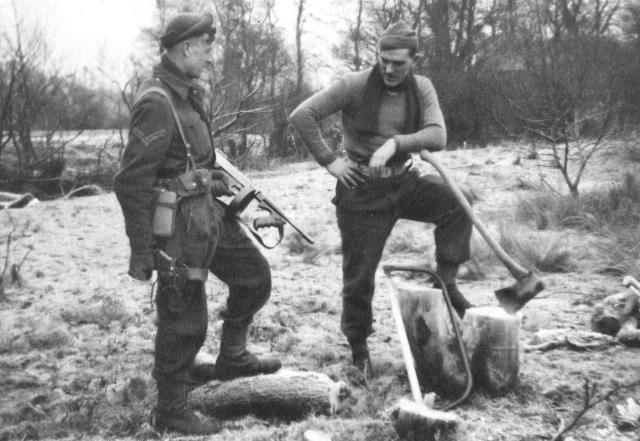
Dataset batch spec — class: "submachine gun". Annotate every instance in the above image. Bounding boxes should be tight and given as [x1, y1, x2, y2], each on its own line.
[214, 149, 314, 249]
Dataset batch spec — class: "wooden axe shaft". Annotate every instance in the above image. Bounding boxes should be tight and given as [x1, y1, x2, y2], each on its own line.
[419, 149, 530, 279]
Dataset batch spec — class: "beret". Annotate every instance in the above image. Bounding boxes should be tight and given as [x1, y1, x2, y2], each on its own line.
[160, 13, 216, 49]
[378, 20, 418, 51]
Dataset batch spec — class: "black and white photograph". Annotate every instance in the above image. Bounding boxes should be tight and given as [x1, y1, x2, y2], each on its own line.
[0, 0, 639, 440]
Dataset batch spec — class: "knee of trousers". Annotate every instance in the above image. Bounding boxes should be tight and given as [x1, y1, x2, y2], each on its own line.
[228, 265, 272, 315]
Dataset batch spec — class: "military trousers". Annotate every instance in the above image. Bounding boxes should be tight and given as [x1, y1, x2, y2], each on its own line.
[334, 169, 472, 341]
[152, 194, 271, 386]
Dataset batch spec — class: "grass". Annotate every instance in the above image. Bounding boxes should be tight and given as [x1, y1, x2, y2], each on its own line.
[514, 173, 640, 275]
[516, 173, 640, 232]
[284, 233, 322, 265]
[498, 227, 576, 273]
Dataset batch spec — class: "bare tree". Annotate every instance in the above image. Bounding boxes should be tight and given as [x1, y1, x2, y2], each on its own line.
[295, 0, 306, 93]
[484, 0, 628, 195]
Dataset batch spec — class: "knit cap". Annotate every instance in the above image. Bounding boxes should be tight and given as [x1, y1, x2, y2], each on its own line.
[378, 20, 418, 51]
[160, 13, 216, 49]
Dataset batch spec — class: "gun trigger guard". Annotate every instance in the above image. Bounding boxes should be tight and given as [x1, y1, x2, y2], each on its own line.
[247, 219, 284, 249]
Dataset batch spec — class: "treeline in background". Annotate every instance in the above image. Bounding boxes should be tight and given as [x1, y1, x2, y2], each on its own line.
[1, 0, 639, 198]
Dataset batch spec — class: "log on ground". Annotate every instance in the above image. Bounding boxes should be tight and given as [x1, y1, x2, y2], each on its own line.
[191, 369, 349, 419]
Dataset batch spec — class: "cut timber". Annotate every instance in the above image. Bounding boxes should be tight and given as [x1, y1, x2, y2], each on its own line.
[191, 369, 349, 419]
[391, 398, 460, 441]
[396, 284, 468, 398]
[461, 306, 521, 395]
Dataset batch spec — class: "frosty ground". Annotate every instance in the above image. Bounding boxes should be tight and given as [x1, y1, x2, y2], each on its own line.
[0, 143, 638, 441]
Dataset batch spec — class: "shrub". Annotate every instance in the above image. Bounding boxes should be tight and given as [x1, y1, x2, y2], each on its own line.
[516, 173, 640, 232]
[499, 227, 576, 273]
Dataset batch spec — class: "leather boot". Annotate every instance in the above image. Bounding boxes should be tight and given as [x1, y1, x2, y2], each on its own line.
[435, 264, 474, 318]
[214, 323, 281, 381]
[348, 337, 371, 374]
[152, 379, 221, 435]
[433, 282, 473, 318]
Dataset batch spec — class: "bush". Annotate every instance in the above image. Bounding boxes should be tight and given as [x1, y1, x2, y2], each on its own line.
[499, 227, 576, 273]
[515, 175, 640, 274]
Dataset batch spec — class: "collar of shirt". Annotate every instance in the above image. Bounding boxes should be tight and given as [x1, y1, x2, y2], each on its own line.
[154, 54, 205, 103]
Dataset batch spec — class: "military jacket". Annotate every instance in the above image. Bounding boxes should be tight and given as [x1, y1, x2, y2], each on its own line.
[113, 55, 216, 256]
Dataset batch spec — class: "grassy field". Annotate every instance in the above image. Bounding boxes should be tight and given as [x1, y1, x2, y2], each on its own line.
[0, 141, 639, 441]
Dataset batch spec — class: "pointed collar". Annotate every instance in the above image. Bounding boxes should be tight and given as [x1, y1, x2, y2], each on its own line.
[153, 54, 204, 101]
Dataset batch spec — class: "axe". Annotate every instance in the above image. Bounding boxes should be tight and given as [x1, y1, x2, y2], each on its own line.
[419, 149, 545, 313]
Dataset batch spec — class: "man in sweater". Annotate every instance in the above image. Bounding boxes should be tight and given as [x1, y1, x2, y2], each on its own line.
[288, 21, 473, 373]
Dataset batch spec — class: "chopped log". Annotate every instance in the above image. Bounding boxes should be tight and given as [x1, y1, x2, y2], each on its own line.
[524, 328, 616, 352]
[191, 369, 349, 419]
[0, 192, 38, 209]
[396, 284, 468, 398]
[591, 289, 640, 341]
[461, 306, 521, 395]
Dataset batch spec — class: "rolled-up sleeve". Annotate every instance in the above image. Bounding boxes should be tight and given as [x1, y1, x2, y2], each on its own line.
[113, 96, 173, 255]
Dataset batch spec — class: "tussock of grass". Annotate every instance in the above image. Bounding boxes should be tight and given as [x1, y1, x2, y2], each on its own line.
[498, 227, 576, 273]
[516, 173, 640, 232]
[60, 297, 132, 329]
[284, 233, 322, 265]
[515, 174, 640, 274]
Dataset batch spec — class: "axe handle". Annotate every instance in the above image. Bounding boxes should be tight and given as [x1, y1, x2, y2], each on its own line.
[419, 149, 530, 279]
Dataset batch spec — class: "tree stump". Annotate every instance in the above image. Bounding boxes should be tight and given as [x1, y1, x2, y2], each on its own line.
[397, 284, 468, 398]
[397, 285, 521, 397]
[191, 370, 349, 419]
[461, 306, 521, 395]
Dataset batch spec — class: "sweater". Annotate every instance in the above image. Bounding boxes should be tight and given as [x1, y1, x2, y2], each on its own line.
[288, 67, 446, 167]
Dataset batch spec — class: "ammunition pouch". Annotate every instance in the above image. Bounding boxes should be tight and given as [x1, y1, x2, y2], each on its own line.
[157, 168, 214, 197]
[152, 169, 226, 282]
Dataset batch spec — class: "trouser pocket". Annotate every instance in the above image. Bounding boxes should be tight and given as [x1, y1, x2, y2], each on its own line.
[177, 193, 223, 270]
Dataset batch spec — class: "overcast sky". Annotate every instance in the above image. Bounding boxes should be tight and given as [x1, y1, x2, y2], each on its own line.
[0, 0, 355, 88]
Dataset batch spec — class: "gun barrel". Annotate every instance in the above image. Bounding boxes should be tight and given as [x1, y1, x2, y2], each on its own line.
[257, 194, 314, 244]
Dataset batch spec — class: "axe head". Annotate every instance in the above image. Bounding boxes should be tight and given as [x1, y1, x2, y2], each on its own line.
[495, 272, 545, 314]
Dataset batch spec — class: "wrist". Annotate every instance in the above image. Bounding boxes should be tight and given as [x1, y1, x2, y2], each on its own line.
[392, 136, 402, 153]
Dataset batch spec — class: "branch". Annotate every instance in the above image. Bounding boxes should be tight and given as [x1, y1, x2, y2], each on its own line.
[550, 378, 640, 441]
[210, 85, 265, 137]
[1, 211, 16, 281]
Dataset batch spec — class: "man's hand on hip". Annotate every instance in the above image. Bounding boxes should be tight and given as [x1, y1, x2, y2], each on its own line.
[368, 138, 397, 178]
[326, 157, 365, 189]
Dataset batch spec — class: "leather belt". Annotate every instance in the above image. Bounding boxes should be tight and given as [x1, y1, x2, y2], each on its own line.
[348, 158, 412, 179]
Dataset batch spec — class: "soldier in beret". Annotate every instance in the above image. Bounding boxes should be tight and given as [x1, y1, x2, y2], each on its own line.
[289, 21, 474, 375]
[114, 12, 280, 435]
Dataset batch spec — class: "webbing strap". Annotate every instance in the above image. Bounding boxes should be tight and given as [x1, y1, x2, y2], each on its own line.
[135, 86, 197, 171]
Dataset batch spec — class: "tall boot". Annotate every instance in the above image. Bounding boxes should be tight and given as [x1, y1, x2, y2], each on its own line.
[152, 378, 220, 435]
[348, 337, 371, 374]
[214, 322, 281, 381]
[435, 264, 474, 318]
